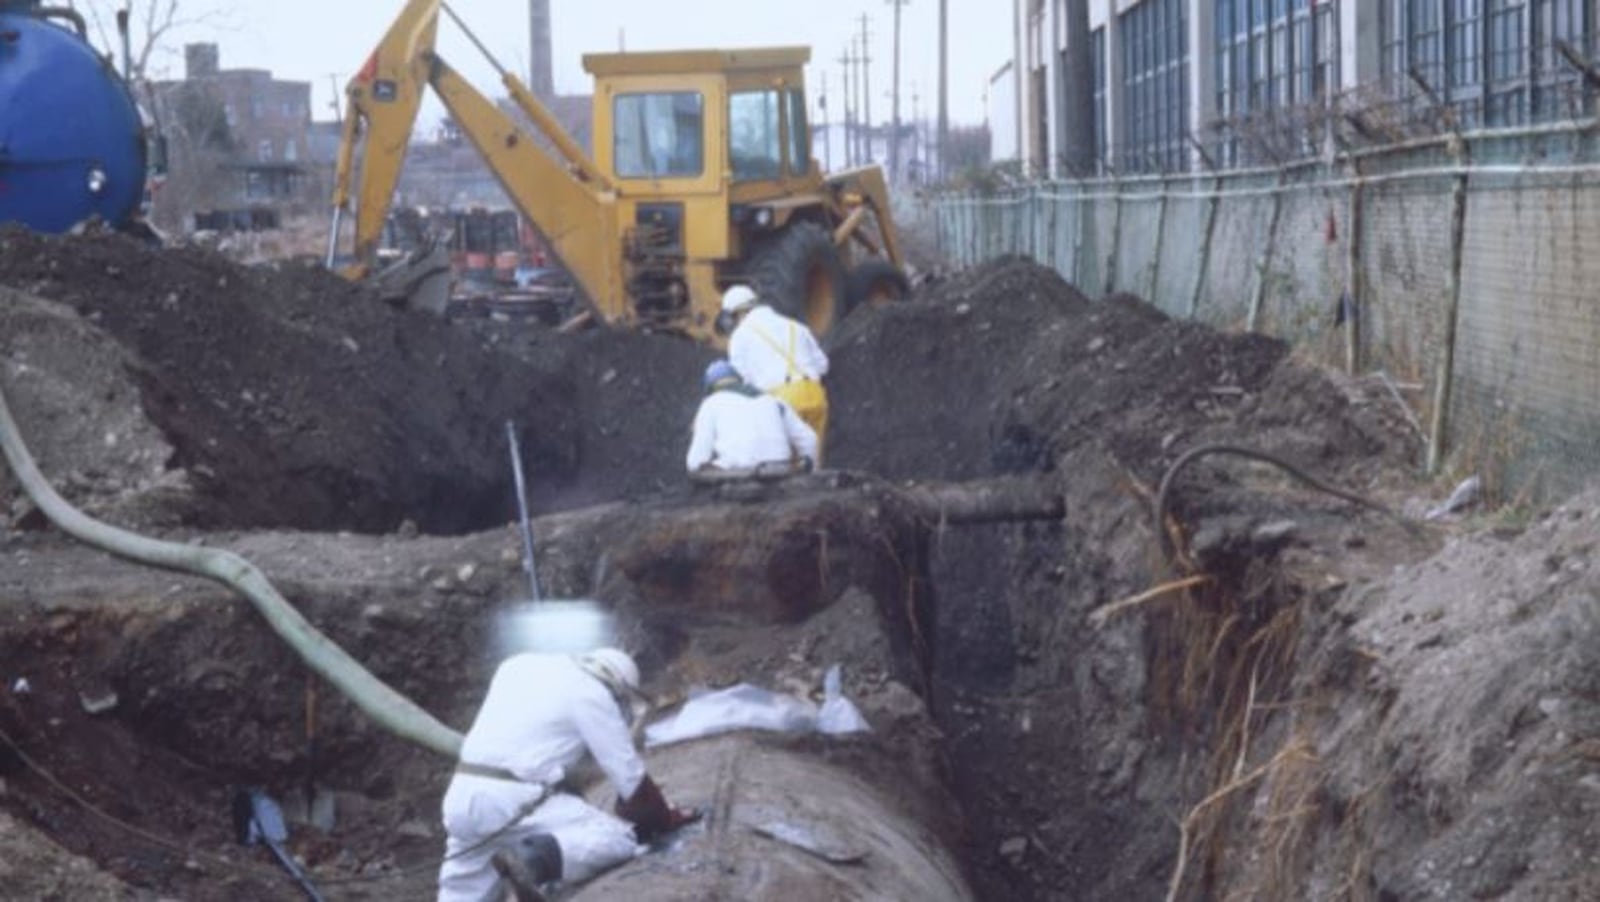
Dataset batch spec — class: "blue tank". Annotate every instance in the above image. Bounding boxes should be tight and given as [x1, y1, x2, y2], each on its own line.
[0, 6, 147, 233]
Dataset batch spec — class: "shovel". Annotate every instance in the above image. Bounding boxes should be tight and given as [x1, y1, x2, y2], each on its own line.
[501, 421, 613, 655]
[232, 788, 326, 902]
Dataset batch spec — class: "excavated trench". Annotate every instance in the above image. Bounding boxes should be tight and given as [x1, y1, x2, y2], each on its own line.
[11, 234, 1595, 901]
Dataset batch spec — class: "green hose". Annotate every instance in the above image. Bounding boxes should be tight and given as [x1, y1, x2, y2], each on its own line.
[0, 375, 464, 759]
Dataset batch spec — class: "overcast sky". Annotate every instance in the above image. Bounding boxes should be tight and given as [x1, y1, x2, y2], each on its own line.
[97, 0, 1013, 130]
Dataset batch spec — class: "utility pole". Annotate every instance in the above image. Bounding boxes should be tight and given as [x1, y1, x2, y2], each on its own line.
[1061, 0, 1095, 176]
[858, 14, 874, 164]
[911, 83, 921, 181]
[888, 0, 909, 183]
[838, 45, 855, 166]
[327, 73, 344, 120]
[820, 72, 832, 171]
[851, 34, 864, 164]
[938, 0, 949, 181]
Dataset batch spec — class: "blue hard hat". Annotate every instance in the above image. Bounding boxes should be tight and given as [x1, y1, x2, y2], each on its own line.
[703, 360, 739, 391]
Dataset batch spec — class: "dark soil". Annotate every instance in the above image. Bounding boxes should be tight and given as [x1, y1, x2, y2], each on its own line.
[0, 227, 712, 535]
[3, 239, 1589, 902]
[828, 258, 1430, 899]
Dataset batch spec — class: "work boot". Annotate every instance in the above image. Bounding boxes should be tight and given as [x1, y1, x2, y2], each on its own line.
[490, 833, 562, 902]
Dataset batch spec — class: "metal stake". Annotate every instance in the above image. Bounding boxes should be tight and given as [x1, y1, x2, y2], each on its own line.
[505, 420, 542, 602]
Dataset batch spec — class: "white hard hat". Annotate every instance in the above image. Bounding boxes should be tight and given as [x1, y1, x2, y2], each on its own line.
[721, 284, 758, 314]
[578, 647, 640, 695]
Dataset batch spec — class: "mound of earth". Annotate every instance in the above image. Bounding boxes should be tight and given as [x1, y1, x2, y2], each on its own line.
[3, 241, 1594, 902]
[1221, 491, 1600, 901]
[828, 257, 1434, 898]
[0, 228, 712, 534]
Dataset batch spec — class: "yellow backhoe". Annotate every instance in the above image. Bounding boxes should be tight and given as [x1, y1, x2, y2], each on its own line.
[328, 0, 910, 340]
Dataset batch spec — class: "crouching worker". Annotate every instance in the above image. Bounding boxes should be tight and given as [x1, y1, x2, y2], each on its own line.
[437, 648, 699, 902]
[686, 360, 818, 475]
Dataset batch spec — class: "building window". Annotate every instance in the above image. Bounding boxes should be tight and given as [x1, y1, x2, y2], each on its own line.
[1380, 0, 1592, 126]
[1214, 0, 1341, 166]
[1533, 0, 1591, 119]
[1092, 26, 1107, 172]
[1120, 0, 1189, 173]
[1487, 0, 1530, 124]
[258, 139, 273, 162]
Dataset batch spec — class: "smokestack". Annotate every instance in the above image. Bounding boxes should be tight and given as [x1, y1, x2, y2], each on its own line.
[529, 0, 554, 100]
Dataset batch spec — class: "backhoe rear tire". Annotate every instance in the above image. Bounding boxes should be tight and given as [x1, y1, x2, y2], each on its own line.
[749, 221, 848, 337]
[846, 260, 912, 308]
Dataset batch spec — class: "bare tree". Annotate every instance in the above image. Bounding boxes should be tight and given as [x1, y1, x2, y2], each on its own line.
[71, 0, 234, 83]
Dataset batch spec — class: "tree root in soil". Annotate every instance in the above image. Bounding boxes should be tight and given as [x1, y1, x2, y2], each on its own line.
[1089, 575, 1213, 627]
[1154, 443, 1409, 562]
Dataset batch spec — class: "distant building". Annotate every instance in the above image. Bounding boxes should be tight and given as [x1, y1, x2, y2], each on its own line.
[1002, 1, 1600, 178]
[393, 94, 592, 209]
[149, 43, 318, 229]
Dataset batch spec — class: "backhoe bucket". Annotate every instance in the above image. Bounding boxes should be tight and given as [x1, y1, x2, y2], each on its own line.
[370, 241, 453, 314]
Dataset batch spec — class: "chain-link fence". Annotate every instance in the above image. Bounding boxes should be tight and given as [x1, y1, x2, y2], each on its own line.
[930, 121, 1600, 502]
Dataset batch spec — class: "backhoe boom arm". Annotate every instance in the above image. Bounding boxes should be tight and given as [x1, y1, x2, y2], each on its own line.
[328, 0, 618, 315]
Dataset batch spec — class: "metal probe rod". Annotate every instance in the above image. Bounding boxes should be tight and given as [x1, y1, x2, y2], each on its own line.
[505, 420, 542, 602]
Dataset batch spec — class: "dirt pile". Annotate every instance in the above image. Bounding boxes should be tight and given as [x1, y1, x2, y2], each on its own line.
[3, 240, 1593, 902]
[0, 228, 711, 534]
[828, 257, 1432, 899]
[830, 259, 1413, 490]
[1219, 491, 1600, 901]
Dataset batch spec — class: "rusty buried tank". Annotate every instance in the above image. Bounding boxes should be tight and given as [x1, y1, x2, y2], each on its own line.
[577, 733, 974, 900]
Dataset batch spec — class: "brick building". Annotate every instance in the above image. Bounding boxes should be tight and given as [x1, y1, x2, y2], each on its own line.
[150, 43, 318, 229]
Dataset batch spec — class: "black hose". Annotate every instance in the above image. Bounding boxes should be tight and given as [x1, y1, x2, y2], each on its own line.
[35, 6, 89, 39]
[1154, 443, 1405, 559]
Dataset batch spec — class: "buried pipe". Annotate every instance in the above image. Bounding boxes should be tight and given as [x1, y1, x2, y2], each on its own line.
[901, 475, 1065, 525]
[0, 380, 464, 759]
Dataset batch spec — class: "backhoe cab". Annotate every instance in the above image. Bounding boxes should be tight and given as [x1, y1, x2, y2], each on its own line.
[330, 1, 909, 340]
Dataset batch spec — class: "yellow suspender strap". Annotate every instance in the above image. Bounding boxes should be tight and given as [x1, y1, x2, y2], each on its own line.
[751, 323, 804, 381]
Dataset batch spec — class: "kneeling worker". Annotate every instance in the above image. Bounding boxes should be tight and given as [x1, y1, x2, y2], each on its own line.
[686, 360, 818, 474]
[437, 648, 698, 901]
[718, 284, 831, 453]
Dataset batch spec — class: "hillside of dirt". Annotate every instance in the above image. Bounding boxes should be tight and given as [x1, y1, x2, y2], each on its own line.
[0, 227, 712, 534]
[2, 236, 1596, 901]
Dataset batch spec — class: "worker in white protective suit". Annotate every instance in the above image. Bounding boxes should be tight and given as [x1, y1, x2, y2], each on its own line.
[436, 648, 698, 902]
[685, 359, 818, 473]
[717, 284, 832, 455]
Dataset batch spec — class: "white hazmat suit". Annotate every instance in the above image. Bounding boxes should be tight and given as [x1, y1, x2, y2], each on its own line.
[727, 304, 829, 391]
[685, 386, 818, 472]
[436, 653, 646, 901]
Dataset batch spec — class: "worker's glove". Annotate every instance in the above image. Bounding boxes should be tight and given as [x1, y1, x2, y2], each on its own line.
[799, 457, 816, 474]
[616, 775, 700, 841]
